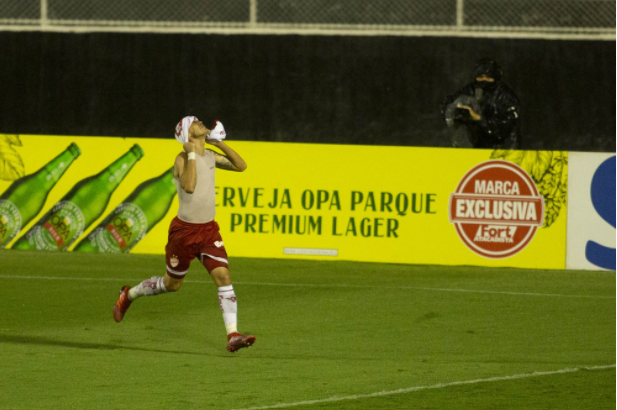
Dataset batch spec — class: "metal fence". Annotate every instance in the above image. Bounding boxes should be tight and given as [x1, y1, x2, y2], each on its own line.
[0, 0, 614, 39]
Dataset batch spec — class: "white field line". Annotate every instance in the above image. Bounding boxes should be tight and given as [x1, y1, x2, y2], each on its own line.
[229, 364, 616, 410]
[0, 274, 613, 299]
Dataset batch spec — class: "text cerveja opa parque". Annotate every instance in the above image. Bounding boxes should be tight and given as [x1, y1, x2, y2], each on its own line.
[215, 187, 437, 238]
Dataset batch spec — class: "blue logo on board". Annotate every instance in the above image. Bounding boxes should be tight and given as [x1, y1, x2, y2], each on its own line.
[585, 156, 616, 270]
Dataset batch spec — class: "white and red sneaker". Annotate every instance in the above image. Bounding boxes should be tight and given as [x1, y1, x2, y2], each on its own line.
[226, 332, 256, 353]
[113, 286, 132, 323]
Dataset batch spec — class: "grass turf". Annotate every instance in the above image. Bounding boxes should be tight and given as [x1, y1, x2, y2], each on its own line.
[0, 250, 614, 410]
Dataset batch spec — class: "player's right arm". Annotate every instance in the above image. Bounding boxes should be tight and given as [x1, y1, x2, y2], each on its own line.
[174, 142, 197, 194]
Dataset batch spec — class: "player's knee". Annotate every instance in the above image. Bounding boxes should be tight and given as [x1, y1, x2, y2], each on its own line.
[210, 266, 231, 287]
[166, 281, 182, 292]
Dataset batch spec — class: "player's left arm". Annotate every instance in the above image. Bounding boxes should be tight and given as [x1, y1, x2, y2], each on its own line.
[206, 141, 247, 172]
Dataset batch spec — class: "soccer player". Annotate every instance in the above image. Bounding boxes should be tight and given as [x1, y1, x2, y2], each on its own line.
[113, 116, 255, 353]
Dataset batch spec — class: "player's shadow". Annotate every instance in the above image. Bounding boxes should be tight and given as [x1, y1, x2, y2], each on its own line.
[0, 333, 377, 361]
[0, 334, 221, 357]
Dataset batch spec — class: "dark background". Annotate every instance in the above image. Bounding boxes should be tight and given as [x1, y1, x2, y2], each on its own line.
[0, 32, 614, 151]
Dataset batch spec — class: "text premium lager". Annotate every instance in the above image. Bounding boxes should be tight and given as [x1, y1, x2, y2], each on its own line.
[12, 144, 144, 251]
[0, 143, 81, 247]
[74, 167, 176, 253]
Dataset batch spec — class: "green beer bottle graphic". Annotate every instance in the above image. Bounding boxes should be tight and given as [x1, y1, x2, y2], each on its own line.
[0, 143, 81, 247]
[74, 168, 176, 253]
[12, 144, 144, 251]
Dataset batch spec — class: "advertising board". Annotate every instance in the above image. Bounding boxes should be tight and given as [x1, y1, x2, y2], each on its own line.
[566, 152, 615, 270]
[0, 134, 568, 269]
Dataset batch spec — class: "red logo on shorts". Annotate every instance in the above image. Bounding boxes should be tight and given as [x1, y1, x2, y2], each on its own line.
[448, 160, 544, 259]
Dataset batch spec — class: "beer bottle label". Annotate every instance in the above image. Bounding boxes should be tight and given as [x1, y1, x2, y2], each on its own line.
[0, 200, 22, 245]
[28, 201, 86, 250]
[88, 203, 148, 253]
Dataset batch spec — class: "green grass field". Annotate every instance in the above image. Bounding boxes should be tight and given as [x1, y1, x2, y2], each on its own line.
[0, 250, 614, 410]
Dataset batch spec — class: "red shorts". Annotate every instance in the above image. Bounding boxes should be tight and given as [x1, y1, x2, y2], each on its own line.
[165, 217, 229, 279]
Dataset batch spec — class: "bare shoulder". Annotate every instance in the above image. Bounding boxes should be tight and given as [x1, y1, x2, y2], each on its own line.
[174, 152, 187, 178]
[207, 148, 228, 165]
[207, 149, 235, 171]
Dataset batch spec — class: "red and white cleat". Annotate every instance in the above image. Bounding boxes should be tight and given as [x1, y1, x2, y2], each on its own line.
[113, 286, 132, 323]
[227, 332, 256, 353]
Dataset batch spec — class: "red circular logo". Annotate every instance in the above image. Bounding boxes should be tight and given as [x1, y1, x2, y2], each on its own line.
[449, 160, 544, 259]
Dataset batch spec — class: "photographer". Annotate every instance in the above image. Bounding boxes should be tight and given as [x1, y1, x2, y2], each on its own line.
[442, 59, 520, 149]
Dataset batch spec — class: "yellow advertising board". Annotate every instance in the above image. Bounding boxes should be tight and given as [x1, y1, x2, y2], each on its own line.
[0, 134, 567, 269]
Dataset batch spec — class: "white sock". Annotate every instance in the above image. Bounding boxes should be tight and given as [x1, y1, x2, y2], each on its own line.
[218, 285, 238, 335]
[128, 276, 168, 301]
